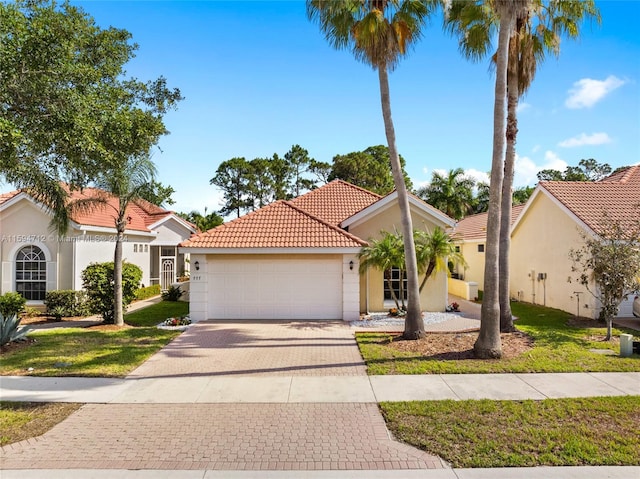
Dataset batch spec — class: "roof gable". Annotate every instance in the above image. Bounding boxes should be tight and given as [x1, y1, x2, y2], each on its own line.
[1, 185, 176, 233]
[341, 190, 455, 230]
[538, 165, 640, 235]
[180, 200, 367, 249]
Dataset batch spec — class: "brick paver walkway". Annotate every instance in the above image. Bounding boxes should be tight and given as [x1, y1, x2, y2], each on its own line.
[2, 403, 443, 470]
[1, 319, 446, 471]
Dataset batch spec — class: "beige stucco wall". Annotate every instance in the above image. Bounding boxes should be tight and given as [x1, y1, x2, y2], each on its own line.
[457, 240, 486, 289]
[1, 197, 154, 301]
[510, 192, 597, 318]
[349, 202, 449, 313]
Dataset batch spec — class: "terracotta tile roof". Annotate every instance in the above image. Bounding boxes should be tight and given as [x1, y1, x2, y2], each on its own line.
[1, 185, 175, 233]
[540, 165, 640, 234]
[180, 200, 367, 249]
[452, 204, 526, 241]
[289, 180, 382, 226]
[0, 190, 20, 205]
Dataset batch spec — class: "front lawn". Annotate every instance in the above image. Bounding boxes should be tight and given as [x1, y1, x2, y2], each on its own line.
[0, 301, 188, 377]
[124, 300, 189, 327]
[358, 302, 640, 374]
[381, 396, 640, 468]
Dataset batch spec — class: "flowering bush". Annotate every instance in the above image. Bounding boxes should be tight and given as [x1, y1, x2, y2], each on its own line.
[388, 308, 406, 317]
[446, 302, 460, 312]
[162, 316, 191, 326]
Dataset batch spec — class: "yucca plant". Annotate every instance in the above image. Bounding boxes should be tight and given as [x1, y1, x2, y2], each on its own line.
[0, 313, 32, 347]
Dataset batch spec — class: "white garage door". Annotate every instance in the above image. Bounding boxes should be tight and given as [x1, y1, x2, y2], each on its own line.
[209, 257, 343, 320]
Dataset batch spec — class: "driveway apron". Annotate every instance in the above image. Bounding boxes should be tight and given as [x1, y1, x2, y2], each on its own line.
[1, 320, 445, 472]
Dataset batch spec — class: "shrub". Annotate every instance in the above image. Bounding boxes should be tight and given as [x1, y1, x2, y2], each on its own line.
[0, 292, 27, 318]
[1, 313, 31, 347]
[135, 284, 161, 301]
[44, 290, 91, 318]
[81, 262, 143, 323]
[162, 285, 183, 302]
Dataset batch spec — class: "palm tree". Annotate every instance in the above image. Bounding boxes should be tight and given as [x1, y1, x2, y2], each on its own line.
[307, 0, 437, 339]
[358, 231, 405, 310]
[415, 227, 467, 292]
[417, 168, 476, 220]
[93, 153, 156, 326]
[447, 0, 600, 333]
[499, 0, 599, 331]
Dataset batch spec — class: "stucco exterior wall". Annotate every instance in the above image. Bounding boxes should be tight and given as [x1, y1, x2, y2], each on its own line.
[510, 192, 597, 318]
[0, 197, 155, 300]
[456, 240, 486, 289]
[349, 202, 449, 313]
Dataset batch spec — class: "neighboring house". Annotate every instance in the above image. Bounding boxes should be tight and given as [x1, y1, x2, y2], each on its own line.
[451, 204, 525, 288]
[180, 180, 455, 321]
[510, 165, 640, 319]
[0, 186, 197, 307]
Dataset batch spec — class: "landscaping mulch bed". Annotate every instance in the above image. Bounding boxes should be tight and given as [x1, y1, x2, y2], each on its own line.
[385, 330, 534, 360]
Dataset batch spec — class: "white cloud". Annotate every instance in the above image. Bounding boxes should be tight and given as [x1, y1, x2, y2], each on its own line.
[517, 102, 532, 113]
[463, 168, 490, 185]
[513, 151, 568, 187]
[565, 75, 625, 109]
[558, 132, 612, 148]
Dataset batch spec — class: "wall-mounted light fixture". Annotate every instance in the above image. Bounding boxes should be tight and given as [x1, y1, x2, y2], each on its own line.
[349, 260, 354, 271]
[194, 261, 200, 271]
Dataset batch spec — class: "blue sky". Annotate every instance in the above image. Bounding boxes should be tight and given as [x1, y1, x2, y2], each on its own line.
[74, 0, 639, 215]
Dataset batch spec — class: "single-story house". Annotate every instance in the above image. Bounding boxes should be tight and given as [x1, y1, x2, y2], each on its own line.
[179, 180, 455, 321]
[0, 186, 197, 307]
[510, 165, 640, 319]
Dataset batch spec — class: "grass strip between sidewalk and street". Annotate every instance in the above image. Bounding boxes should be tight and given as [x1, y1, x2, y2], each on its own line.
[0, 401, 81, 446]
[381, 396, 640, 468]
[358, 302, 640, 374]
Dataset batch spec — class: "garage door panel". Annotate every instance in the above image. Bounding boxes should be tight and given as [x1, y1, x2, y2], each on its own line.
[209, 257, 343, 320]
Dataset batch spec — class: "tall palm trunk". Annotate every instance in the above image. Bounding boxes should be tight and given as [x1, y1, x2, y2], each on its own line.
[113, 213, 126, 326]
[475, 5, 515, 359]
[378, 66, 424, 339]
[499, 32, 519, 333]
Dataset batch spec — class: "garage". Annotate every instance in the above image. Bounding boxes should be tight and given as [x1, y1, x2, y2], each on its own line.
[208, 256, 343, 320]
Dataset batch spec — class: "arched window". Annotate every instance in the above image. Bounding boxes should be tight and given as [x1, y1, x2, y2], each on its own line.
[16, 245, 46, 300]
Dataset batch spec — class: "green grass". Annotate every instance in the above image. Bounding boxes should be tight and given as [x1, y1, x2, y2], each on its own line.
[381, 396, 640, 468]
[358, 302, 640, 374]
[0, 327, 180, 377]
[0, 301, 189, 377]
[124, 300, 189, 327]
[0, 401, 81, 446]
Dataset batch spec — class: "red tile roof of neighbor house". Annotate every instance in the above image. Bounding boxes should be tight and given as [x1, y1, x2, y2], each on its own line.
[180, 200, 367, 249]
[540, 165, 640, 234]
[0, 186, 175, 233]
[452, 204, 526, 241]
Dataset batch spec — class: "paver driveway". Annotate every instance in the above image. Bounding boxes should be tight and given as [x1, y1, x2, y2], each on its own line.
[2, 320, 445, 471]
[128, 320, 368, 378]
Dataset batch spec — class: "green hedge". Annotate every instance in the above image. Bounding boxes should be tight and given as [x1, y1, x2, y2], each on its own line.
[44, 290, 91, 319]
[135, 284, 161, 301]
[0, 292, 26, 317]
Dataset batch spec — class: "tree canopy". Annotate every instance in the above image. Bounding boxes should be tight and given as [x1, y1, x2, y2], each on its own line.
[328, 145, 412, 195]
[537, 158, 611, 182]
[0, 0, 181, 232]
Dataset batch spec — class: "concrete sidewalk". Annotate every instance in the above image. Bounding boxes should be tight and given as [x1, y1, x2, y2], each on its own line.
[2, 372, 638, 403]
